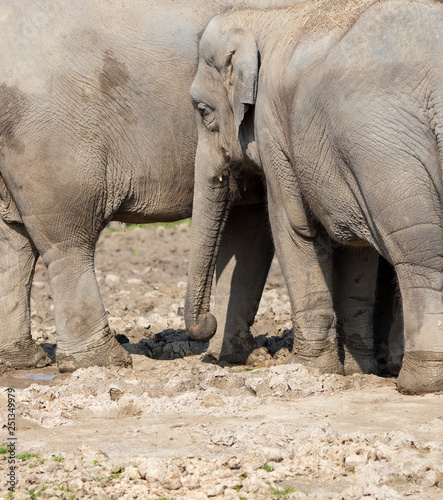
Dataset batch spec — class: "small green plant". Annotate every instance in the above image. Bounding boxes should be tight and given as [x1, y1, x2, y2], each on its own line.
[29, 458, 45, 468]
[109, 466, 125, 480]
[270, 486, 295, 499]
[244, 368, 254, 372]
[54, 456, 64, 462]
[106, 218, 191, 233]
[0, 443, 8, 454]
[8, 492, 13, 499]
[92, 459, 102, 467]
[27, 487, 48, 500]
[239, 473, 247, 480]
[234, 484, 243, 491]
[92, 475, 102, 482]
[27, 488, 40, 500]
[17, 452, 39, 461]
[260, 463, 274, 472]
[58, 484, 73, 493]
[152, 218, 191, 229]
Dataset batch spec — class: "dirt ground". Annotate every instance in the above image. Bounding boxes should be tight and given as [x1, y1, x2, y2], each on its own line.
[0, 223, 442, 500]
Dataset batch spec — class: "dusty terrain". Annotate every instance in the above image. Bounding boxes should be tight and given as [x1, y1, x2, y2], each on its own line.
[0, 222, 442, 500]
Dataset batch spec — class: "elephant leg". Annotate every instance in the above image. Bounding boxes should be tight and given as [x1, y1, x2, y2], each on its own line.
[334, 245, 379, 375]
[267, 191, 342, 374]
[394, 264, 443, 394]
[22, 217, 132, 373]
[210, 203, 274, 363]
[47, 244, 131, 372]
[0, 219, 50, 368]
[369, 168, 443, 393]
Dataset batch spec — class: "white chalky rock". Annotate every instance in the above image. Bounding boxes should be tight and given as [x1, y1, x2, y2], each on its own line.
[137, 316, 150, 329]
[93, 487, 110, 500]
[89, 401, 119, 419]
[263, 447, 284, 463]
[162, 472, 182, 490]
[204, 483, 225, 497]
[345, 453, 368, 471]
[127, 278, 142, 285]
[123, 466, 141, 480]
[182, 475, 201, 490]
[210, 429, 237, 447]
[147, 313, 168, 331]
[137, 456, 167, 481]
[105, 274, 120, 285]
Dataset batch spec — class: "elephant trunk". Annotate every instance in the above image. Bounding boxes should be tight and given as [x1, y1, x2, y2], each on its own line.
[185, 159, 231, 342]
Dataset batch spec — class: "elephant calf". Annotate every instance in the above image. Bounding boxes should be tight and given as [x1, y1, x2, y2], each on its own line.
[185, 0, 443, 393]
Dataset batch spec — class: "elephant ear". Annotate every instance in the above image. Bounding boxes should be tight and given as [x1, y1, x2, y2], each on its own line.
[223, 28, 259, 137]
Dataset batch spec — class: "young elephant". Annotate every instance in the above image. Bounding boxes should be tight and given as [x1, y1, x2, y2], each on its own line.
[185, 0, 443, 393]
[1, 0, 301, 371]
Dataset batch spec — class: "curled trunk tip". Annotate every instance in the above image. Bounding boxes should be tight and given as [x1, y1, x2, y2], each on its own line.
[187, 312, 217, 342]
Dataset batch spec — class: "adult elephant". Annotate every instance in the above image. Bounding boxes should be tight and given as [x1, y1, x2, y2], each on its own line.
[0, 0, 299, 372]
[185, 0, 443, 393]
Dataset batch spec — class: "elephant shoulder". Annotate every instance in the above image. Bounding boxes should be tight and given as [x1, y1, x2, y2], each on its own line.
[330, 0, 443, 66]
[288, 0, 443, 115]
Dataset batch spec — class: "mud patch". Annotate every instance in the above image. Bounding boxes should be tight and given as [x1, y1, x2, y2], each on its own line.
[99, 50, 130, 96]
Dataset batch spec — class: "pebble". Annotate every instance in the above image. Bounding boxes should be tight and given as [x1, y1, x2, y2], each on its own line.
[105, 274, 120, 285]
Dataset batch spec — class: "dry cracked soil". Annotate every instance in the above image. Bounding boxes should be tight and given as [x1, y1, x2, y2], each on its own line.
[0, 222, 442, 500]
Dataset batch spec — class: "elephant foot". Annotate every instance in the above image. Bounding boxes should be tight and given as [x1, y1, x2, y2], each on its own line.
[57, 335, 132, 373]
[396, 351, 443, 394]
[208, 330, 258, 364]
[291, 351, 344, 375]
[343, 351, 379, 375]
[0, 340, 51, 369]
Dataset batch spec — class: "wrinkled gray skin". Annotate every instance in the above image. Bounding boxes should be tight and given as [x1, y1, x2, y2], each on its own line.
[186, 0, 443, 393]
[0, 0, 300, 372]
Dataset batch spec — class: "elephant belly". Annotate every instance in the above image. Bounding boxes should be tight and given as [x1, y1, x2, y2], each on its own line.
[293, 150, 375, 249]
[314, 201, 372, 248]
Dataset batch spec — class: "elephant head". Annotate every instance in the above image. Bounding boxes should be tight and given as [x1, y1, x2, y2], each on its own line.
[185, 15, 260, 341]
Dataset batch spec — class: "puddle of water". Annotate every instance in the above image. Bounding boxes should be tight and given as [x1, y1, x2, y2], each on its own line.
[17, 374, 58, 381]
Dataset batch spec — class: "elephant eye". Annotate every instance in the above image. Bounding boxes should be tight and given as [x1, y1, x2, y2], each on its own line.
[197, 103, 217, 131]
[197, 103, 210, 117]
